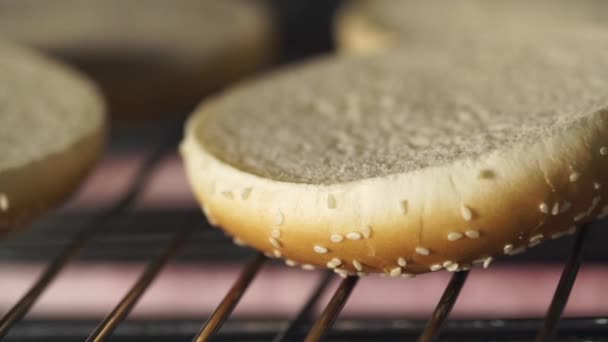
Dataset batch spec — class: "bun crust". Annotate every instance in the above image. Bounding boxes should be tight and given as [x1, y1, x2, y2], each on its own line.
[0, 42, 106, 236]
[181, 44, 608, 277]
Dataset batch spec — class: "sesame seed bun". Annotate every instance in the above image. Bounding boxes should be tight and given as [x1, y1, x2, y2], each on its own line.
[0, 41, 106, 236]
[181, 38, 608, 277]
[335, 0, 607, 54]
[0, 0, 275, 120]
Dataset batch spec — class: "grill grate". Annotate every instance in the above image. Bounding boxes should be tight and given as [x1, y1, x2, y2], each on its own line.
[0, 126, 599, 342]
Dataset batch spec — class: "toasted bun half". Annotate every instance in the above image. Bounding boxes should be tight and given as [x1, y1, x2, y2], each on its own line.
[335, 0, 607, 54]
[0, 41, 106, 236]
[181, 38, 608, 277]
[0, 0, 275, 119]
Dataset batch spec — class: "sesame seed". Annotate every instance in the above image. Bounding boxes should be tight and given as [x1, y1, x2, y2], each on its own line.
[415, 247, 430, 255]
[508, 246, 527, 255]
[285, 259, 297, 267]
[241, 187, 252, 200]
[335, 270, 348, 278]
[529, 234, 544, 242]
[346, 232, 362, 240]
[357, 272, 368, 277]
[271, 229, 281, 239]
[539, 202, 549, 214]
[400, 200, 409, 215]
[447, 232, 464, 241]
[301, 264, 315, 271]
[574, 212, 587, 222]
[202, 206, 218, 227]
[275, 210, 284, 226]
[352, 260, 363, 271]
[597, 205, 608, 219]
[390, 267, 402, 277]
[447, 263, 460, 272]
[595, 182, 603, 190]
[589, 196, 602, 214]
[269, 237, 282, 248]
[331, 258, 342, 266]
[273, 250, 282, 258]
[401, 273, 416, 279]
[461, 265, 471, 271]
[551, 203, 560, 216]
[551, 231, 568, 239]
[483, 257, 493, 269]
[233, 237, 246, 246]
[221, 191, 234, 199]
[596, 317, 608, 325]
[361, 225, 372, 239]
[327, 194, 337, 209]
[313, 245, 328, 254]
[327, 261, 338, 269]
[560, 201, 572, 213]
[330, 234, 344, 243]
[503, 244, 514, 254]
[442, 260, 454, 268]
[465, 230, 480, 239]
[430, 264, 443, 272]
[528, 240, 541, 247]
[472, 258, 485, 265]
[334, 268, 348, 276]
[460, 205, 473, 221]
[601, 146, 608, 156]
[397, 257, 407, 267]
[0, 194, 8, 211]
[569, 172, 581, 182]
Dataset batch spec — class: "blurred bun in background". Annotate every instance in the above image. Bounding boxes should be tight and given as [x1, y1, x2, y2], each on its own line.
[0, 0, 276, 121]
[335, 0, 607, 54]
[0, 41, 106, 236]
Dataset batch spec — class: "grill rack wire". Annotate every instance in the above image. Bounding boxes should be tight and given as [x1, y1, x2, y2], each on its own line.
[0, 128, 599, 342]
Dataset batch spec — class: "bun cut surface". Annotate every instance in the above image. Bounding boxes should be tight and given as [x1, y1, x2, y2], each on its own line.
[181, 40, 608, 276]
[0, 42, 105, 236]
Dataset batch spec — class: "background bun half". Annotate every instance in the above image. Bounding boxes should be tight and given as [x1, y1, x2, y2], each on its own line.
[0, 41, 106, 236]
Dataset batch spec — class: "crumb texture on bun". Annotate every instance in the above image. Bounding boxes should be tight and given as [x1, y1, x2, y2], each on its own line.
[0, 0, 275, 118]
[181, 40, 608, 276]
[0, 41, 106, 235]
[336, 0, 608, 53]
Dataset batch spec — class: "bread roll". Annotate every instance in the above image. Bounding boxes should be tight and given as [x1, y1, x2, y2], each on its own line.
[0, 41, 106, 236]
[181, 38, 608, 276]
[336, 0, 607, 54]
[0, 0, 275, 119]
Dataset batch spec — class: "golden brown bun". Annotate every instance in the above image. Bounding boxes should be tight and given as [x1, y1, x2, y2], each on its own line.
[335, 0, 608, 54]
[0, 0, 275, 120]
[181, 40, 608, 277]
[0, 41, 106, 236]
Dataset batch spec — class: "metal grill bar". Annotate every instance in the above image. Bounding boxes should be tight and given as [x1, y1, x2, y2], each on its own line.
[536, 225, 589, 342]
[192, 253, 266, 342]
[272, 271, 333, 342]
[86, 226, 193, 342]
[304, 275, 359, 342]
[0, 136, 174, 339]
[419, 270, 470, 342]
